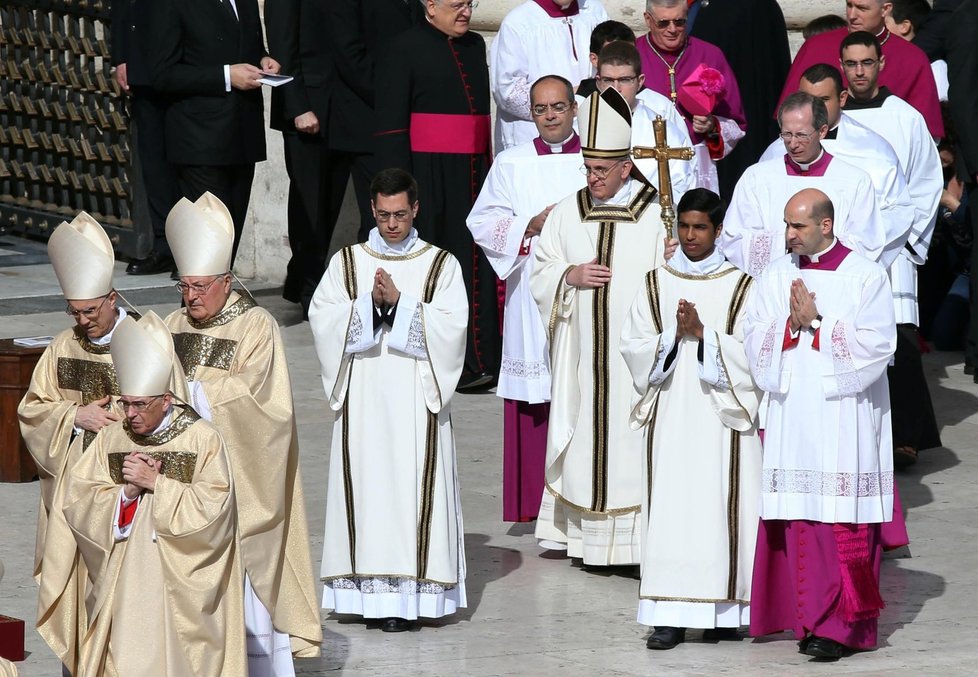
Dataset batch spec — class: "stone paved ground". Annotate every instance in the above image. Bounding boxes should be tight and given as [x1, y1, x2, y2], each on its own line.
[1, 246, 976, 675]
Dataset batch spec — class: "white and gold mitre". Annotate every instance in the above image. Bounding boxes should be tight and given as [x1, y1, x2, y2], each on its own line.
[48, 212, 114, 300]
[166, 192, 234, 276]
[111, 311, 181, 397]
[578, 86, 633, 160]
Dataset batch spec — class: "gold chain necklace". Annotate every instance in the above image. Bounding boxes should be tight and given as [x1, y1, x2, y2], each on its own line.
[645, 35, 688, 103]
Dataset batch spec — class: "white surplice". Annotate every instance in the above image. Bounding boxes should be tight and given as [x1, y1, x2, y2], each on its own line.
[620, 248, 762, 628]
[530, 179, 666, 565]
[759, 113, 914, 268]
[631, 93, 696, 201]
[466, 135, 585, 403]
[743, 248, 896, 524]
[845, 94, 943, 325]
[309, 231, 469, 619]
[491, 0, 609, 150]
[720, 153, 888, 277]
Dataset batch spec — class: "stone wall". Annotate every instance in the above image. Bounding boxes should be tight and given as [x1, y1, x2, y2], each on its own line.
[239, 0, 847, 281]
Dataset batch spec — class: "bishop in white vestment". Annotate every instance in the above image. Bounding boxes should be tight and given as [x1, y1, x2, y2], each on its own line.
[467, 75, 585, 522]
[721, 92, 888, 277]
[531, 87, 672, 566]
[620, 189, 762, 649]
[745, 189, 895, 659]
[310, 169, 468, 630]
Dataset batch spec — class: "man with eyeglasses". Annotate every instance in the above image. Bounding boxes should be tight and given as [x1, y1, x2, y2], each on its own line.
[63, 312, 247, 675]
[163, 193, 323, 671]
[490, 0, 609, 151]
[720, 92, 887, 278]
[530, 87, 676, 568]
[839, 31, 945, 471]
[309, 168, 469, 632]
[467, 75, 586, 523]
[595, 41, 694, 200]
[777, 0, 943, 139]
[636, 0, 747, 194]
[18, 214, 129, 674]
[375, 0, 499, 391]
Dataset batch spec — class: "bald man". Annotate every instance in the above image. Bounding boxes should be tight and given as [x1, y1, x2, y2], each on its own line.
[743, 188, 896, 659]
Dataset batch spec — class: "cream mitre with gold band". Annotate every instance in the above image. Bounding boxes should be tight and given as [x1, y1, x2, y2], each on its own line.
[166, 192, 234, 276]
[579, 86, 634, 161]
[110, 311, 189, 402]
[48, 212, 114, 300]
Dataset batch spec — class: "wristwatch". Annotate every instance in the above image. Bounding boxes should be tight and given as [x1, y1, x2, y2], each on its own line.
[810, 314, 823, 331]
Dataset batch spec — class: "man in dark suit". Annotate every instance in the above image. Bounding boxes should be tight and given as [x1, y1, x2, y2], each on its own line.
[111, 0, 180, 275]
[266, 0, 419, 316]
[144, 0, 278, 267]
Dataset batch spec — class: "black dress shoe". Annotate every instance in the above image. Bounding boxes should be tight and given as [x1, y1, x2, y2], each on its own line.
[801, 636, 844, 659]
[702, 627, 740, 641]
[456, 370, 493, 392]
[646, 626, 685, 650]
[797, 635, 813, 652]
[380, 617, 415, 633]
[126, 253, 175, 276]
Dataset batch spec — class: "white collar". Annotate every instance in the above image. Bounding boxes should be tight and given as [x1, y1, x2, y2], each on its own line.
[671, 246, 727, 275]
[90, 307, 127, 346]
[808, 237, 838, 263]
[367, 227, 421, 256]
[149, 405, 173, 435]
[594, 178, 633, 206]
[545, 131, 575, 152]
[792, 148, 825, 172]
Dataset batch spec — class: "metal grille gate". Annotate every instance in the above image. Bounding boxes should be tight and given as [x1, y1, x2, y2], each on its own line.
[0, 0, 147, 257]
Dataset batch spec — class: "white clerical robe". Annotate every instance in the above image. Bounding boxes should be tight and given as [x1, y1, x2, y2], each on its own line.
[467, 135, 585, 402]
[309, 231, 468, 619]
[744, 247, 896, 524]
[720, 152, 887, 277]
[491, 0, 609, 150]
[621, 248, 762, 628]
[531, 180, 666, 565]
[759, 113, 914, 267]
[845, 95, 943, 325]
[631, 94, 696, 200]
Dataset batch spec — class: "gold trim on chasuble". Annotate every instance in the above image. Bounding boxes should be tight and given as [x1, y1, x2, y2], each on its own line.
[185, 293, 258, 330]
[123, 407, 200, 445]
[590, 221, 616, 513]
[107, 451, 198, 484]
[57, 357, 120, 449]
[417, 249, 450, 580]
[340, 245, 359, 572]
[172, 334, 238, 380]
[574, 183, 658, 224]
[638, 270, 753, 604]
[359, 242, 433, 261]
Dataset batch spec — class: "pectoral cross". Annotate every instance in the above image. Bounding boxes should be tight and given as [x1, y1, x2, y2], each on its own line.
[632, 115, 695, 240]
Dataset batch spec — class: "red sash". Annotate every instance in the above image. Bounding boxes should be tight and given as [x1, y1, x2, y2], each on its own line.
[410, 113, 491, 154]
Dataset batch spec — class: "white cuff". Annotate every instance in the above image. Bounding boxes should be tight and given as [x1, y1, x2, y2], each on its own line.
[698, 329, 730, 391]
[187, 380, 212, 422]
[224, 64, 232, 92]
[649, 326, 679, 386]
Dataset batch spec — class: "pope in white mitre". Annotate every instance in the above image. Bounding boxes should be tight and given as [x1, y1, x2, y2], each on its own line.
[531, 86, 675, 566]
[309, 168, 469, 633]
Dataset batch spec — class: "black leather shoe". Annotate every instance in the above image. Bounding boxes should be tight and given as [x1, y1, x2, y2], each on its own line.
[456, 370, 493, 392]
[126, 253, 175, 276]
[646, 626, 685, 650]
[702, 627, 740, 641]
[797, 635, 813, 652]
[380, 617, 414, 633]
[802, 636, 844, 659]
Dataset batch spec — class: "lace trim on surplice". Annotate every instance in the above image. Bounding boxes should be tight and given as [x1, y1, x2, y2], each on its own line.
[830, 321, 861, 396]
[763, 468, 893, 498]
[329, 576, 455, 595]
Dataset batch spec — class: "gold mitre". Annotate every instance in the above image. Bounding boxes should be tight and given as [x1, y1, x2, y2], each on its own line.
[166, 192, 234, 276]
[579, 87, 633, 160]
[48, 212, 114, 300]
[111, 311, 188, 400]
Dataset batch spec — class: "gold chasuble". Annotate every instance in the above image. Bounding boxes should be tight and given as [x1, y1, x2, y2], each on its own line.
[63, 408, 246, 676]
[309, 238, 468, 619]
[530, 182, 667, 565]
[17, 325, 125, 671]
[164, 293, 322, 655]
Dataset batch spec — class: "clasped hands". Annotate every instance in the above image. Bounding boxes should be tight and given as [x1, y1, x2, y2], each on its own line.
[122, 452, 161, 500]
[567, 236, 679, 289]
[788, 278, 819, 333]
[676, 299, 704, 340]
[372, 268, 401, 308]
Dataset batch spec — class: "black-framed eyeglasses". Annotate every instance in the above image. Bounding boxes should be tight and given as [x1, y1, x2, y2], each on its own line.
[65, 294, 110, 319]
[119, 396, 161, 413]
[648, 15, 687, 29]
[174, 275, 224, 295]
[841, 58, 879, 70]
[531, 102, 572, 116]
[580, 161, 623, 179]
[597, 76, 639, 87]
